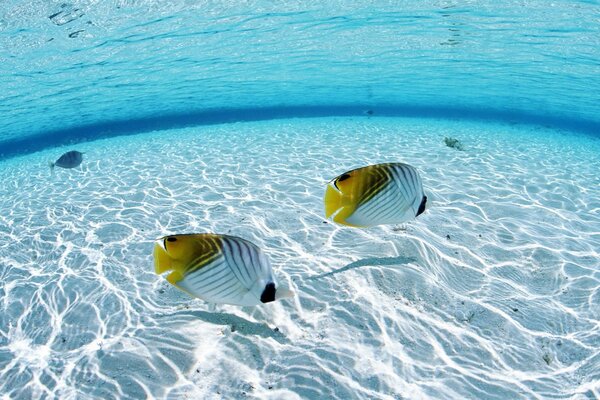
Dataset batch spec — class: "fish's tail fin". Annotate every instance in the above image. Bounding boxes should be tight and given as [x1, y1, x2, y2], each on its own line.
[275, 286, 295, 300]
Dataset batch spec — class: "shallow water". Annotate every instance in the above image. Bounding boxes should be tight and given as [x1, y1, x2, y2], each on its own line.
[1, 117, 599, 399]
[2, 1, 600, 398]
[1, 1, 599, 152]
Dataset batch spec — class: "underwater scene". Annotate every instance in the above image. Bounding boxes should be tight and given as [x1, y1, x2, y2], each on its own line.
[1, 1, 599, 399]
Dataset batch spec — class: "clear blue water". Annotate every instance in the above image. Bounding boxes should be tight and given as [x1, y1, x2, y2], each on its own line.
[1, 2, 600, 399]
[1, 1, 599, 156]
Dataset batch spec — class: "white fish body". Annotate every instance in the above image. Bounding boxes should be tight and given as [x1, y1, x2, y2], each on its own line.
[324, 163, 427, 227]
[154, 233, 293, 306]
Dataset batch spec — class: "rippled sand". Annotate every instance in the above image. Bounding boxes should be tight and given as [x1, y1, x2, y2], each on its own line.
[1, 117, 599, 399]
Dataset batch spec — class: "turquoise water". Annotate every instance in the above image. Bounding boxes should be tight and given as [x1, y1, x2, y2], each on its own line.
[1, 1, 599, 156]
[1, 2, 600, 400]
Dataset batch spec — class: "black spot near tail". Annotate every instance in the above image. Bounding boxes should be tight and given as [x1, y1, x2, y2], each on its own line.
[260, 282, 276, 303]
[416, 195, 427, 217]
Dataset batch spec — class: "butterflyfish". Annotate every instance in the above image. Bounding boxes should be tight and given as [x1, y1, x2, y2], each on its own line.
[153, 233, 294, 306]
[324, 162, 427, 227]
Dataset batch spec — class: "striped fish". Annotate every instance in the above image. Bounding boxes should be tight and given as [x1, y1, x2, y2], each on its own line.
[153, 233, 294, 306]
[324, 163, 427, 227]
[49, 150, 84, 172]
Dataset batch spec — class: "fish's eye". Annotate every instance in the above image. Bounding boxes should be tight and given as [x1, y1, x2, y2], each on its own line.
[333, 173, 351, 190]
[337, 173, 351, 183]
[162, 236, 177, 251]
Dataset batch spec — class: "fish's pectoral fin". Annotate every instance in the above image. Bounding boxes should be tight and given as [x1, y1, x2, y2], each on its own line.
[166, 270, 184, 285]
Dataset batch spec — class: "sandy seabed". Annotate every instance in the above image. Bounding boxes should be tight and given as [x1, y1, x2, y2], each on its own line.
[1, 117, 599, 399]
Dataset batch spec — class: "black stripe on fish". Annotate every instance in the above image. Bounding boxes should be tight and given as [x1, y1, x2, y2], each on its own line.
[357, 167, 390, 207]
[225, 237, 252, 286]
[247, 241, 262, 278]
[358, 184, 395, 221]
[416, 195, 427, 217]
[204, 277, 240, 299]
[397, 166, 413, 202]
[401, 165, 417, 197]
[186, 237, 221, 274]
[334, 173, 351, 190]
[187, 260, 229, 289]
[338, 173, 351, 182]
[390, 167, 411, 203]
[216, 284, 245, 302]
[364, 184, 404, 222]
[260, 282, 276, 303]
[237, 239, 255, 285]
[332, 174, 345, 191]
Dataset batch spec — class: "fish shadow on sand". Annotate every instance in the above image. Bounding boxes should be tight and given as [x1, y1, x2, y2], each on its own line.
[306, 256, 417, 280]
[169, 309, 289, 343]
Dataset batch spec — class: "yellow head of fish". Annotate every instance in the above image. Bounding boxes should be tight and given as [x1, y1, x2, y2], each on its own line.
[324, 169, 365, 227]
[153, 234, 219, 285]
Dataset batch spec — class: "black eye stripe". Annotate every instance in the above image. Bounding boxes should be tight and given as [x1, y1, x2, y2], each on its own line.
[334, 173, 351, 190]
[163, 237, 177, 250]
[337, 173, 351, 182]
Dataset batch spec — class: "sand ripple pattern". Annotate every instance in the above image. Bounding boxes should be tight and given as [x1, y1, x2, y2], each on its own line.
[0, 118, 599, 399]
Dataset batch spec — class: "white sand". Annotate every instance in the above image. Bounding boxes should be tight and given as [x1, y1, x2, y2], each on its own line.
[0, 117, 599, 399]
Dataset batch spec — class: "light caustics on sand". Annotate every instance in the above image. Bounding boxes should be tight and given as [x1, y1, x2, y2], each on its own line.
[0, 118, 599, 399]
